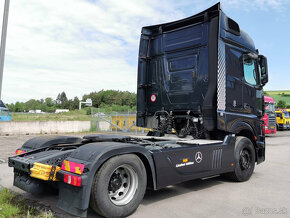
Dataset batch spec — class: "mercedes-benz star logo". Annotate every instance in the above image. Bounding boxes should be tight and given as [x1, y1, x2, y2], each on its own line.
[195, 152, 202, 163]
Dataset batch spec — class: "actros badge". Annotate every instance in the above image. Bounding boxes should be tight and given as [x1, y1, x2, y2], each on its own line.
[195, 152, 202, 163]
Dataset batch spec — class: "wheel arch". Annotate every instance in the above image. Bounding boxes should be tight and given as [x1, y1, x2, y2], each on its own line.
[230, 121, 258, 162]
[21, 136, 82, 151]
[57, 142, 156, 217]
[134, 152, 155, 190]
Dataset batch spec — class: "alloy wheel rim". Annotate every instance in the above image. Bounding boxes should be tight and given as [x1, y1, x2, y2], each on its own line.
[108, 164, 138, 206]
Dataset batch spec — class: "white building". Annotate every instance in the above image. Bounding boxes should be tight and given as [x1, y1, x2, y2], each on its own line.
[55, 109, 69, 113]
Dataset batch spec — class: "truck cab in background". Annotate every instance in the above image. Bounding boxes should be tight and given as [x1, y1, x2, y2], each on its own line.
[262, 96, 276, 134]
[0, 100, 11, 121]
[275, 110, 290, 130]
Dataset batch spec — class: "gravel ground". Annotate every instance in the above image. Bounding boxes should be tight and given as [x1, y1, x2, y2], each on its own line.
[0, 131, 289, 218]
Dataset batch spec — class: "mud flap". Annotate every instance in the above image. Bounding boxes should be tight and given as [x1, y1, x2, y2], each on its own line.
[57, 182, 88, 217]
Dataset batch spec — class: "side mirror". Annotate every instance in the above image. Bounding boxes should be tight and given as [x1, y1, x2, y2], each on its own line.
[259, 55, 268, 86]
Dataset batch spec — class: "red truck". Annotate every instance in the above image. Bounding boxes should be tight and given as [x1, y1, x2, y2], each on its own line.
[262, 96, 276, 134]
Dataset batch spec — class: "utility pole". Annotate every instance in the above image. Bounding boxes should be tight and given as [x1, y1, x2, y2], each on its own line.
[0, 0, 10, 99]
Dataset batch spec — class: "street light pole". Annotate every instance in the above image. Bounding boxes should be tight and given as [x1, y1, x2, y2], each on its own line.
[0, 0, 10, 99]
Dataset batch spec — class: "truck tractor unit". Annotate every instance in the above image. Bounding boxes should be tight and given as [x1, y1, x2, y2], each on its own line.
[0, 100, 12, 121]
[262, 96, 276, 134]
[9, 3, 268, 218]
[275, 110, 290, 130]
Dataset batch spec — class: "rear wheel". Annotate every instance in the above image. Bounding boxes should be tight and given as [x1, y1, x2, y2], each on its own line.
[90, 154, 147, 218]
[223, 136, 255, 182]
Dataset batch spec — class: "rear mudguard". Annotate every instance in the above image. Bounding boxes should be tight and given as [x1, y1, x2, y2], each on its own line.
[21, 136, 82, 151]
[229, 121, 265, 164]
[229, 121, 257, 136]
[56, 141, 156, 217]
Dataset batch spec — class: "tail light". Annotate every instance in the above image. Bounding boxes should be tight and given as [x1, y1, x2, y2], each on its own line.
[64, 174, 82, 187]
[15, 149, 25, 155]
[61, 160, 85, 175]
[262, 124, 265, 134]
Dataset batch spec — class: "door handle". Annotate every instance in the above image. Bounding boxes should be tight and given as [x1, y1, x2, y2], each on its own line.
[192, 70, 196, 78]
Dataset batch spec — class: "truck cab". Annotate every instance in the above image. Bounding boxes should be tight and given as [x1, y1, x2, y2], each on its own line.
[0, 100, 12, 121]
[275, 110, 290, 130]
[262, 96, 276, 134]
[137, 3, 268, 162]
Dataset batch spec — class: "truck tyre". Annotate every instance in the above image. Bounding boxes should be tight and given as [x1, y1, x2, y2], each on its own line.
[89, 154, 147, 218]
[223, 136, 255, 182]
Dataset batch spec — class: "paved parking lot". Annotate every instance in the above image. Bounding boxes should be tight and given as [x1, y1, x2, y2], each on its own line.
[0, 132, 289, 218]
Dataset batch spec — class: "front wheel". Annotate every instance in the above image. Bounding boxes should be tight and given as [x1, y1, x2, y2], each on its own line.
[223, 136, 255, 182]
[90, 154, 147, 218]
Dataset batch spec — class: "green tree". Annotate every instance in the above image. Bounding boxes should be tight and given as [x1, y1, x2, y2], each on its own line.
[82, 90, 137, 108]
[23, 99, 42, 111]
[45, 97, 54, 107]
[56, 92, 68, 108]
[6, 103, 15, 112]
[277, 100, 286, 108]
[14, 102, 24, 112]
[71, 97, 80, 110]
[8, 89, 137, 113]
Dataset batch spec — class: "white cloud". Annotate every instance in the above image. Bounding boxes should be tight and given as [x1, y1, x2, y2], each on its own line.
[1, 0, 289, 103]
[2, 0, 190, 103]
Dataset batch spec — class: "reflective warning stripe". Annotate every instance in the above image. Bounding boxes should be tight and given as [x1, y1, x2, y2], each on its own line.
[63, 160, 70, 171]
[61, 160, 85, 175]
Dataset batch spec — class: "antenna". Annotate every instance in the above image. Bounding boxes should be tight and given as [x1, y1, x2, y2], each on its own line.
[0, 0, 10, 99]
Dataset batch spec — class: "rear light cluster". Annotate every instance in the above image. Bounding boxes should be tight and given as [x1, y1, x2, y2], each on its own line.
[61, 160, 84, 175]
[15, 149, 25, 155]
[61, 160, 85, 187]
[262, 124, 265, 135]
[64, 174, 82, 187]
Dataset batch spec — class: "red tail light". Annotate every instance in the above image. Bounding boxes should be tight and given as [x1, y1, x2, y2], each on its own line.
[262, 124, 265, 135]
[64, 174, 82, 187]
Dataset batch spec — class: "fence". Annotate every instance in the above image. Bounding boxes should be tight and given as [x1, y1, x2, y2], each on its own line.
[91, 110, 148, 134]
[0, 121, 90, 135]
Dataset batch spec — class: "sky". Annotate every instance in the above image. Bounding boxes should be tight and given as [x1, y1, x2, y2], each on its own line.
[1, 0, 290, 103]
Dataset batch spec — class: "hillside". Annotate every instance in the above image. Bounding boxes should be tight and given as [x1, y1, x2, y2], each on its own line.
[265, 90, 290, 106]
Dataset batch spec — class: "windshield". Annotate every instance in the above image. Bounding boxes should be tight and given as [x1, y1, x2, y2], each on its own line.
[265, 103, 275, 113]
[283, 111, 289, 118]
[0, 109, 9, 116]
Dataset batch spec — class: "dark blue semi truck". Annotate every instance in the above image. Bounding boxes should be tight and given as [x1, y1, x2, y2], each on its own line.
[9, 3, 268, 217]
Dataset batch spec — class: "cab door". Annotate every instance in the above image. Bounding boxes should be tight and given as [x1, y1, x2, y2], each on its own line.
[276, 112, 283, 130]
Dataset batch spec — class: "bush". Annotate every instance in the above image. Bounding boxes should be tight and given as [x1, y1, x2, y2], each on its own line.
[277, 100, 286, 108]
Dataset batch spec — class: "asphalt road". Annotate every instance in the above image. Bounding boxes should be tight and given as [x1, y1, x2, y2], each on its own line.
[0, 132, 289, 218]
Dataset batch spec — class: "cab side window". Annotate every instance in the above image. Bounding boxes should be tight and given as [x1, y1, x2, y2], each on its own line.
[243, 56, 258, 86]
